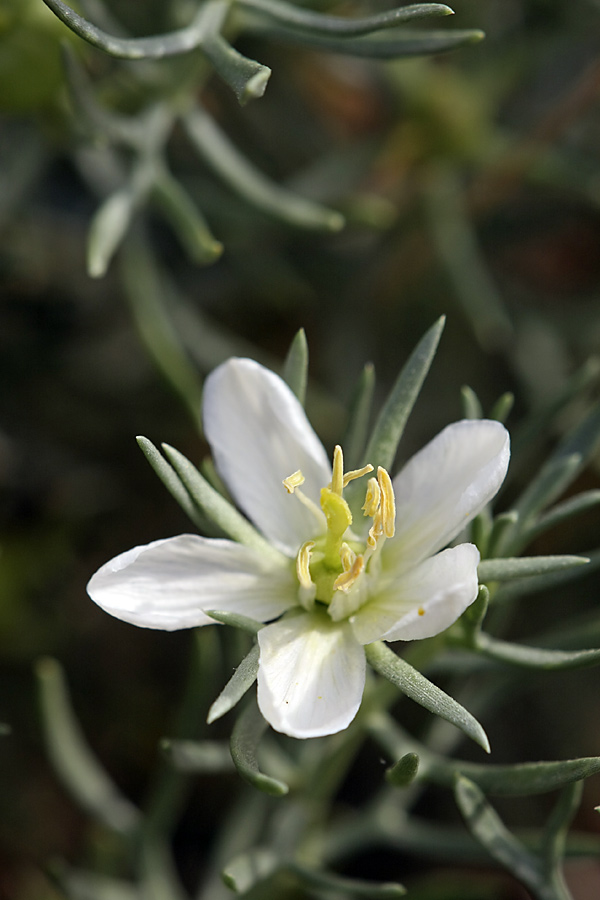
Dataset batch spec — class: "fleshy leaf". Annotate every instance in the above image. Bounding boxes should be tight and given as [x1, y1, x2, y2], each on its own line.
[239, 0, 454, 36]
[162, 739, 233, 773]
[291, 863, 406, 897]
[344, 362, 375, 470]
[478, 555, 588, 582]
[205, 609, 263, 634]
[455, 777, 546, 889]
[222, 849, 280, 892]
[136, 437, 211, 532]
[365, 641, 489, 752]
[474, 632, 600, 670]
[36, 658, 140, 834]
[207, 643, 260, 723]
[183, 106, 344, 229]
[230, 701, 289, 795]
[461, 385, 482, 420]
[282, 329, 308, 405]
[386, 752, 420, 788]
[161, 443, 280, 558]
[363, 316, 445, 472]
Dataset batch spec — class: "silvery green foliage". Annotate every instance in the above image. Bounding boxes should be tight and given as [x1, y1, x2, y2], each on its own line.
[41, 0, 483, 276]
[38, 324, 600, 900]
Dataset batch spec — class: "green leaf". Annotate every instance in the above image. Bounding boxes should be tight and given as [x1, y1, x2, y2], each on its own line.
[35, 658, 140, 834]
[461, 385, 482, 419]
[240, 0, 454, 36]
[365, 641, 490, 752]
[525, 490, 600, 543]
[230, 701, 289, 796]
[204, 609, 263, 634]
[386, 752, 420, 788]
[136, 437, 211, 532]
[363, 316, 445, 472]
[478, 554, 588, 583]
[344, 362, 375, 470]
[490, 392, 514, 424]
[493, 548, 600, 605]
[291, 863, 406, 897]
[87, 188, 137, 278]
[183, 106, 344, 230]
[455, 777, 546, 890]
[370, 713, 600, 797]
[247, 25, 485, 60]
[474, 632, 600, 671]
[161, 443, 280, 558]
[207, 643, 260, 723]
[455, 778, 578, 900]
[152, 170, 223, 265]
[282, 329, 308, 405]
[542, 782, 583, 871]
[161, 739, 233, 773]
[222, 848, 280, 892]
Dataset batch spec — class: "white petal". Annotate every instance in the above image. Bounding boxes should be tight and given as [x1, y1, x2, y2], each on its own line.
[87, 534, 295, 630]
[351, 544, 480, 644]
[203, 358, 331, 555]
[390, 420, 509, 564]
[257, 610, 366, 739]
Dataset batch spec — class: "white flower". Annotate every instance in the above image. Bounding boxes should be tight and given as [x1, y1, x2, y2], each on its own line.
[88, 358, 510, 739]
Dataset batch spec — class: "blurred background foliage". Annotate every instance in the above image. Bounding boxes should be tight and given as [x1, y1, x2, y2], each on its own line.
[1, 0, 600, 897]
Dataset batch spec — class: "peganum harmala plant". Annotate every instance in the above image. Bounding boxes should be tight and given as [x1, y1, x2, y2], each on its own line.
[37, 320, 600, 900]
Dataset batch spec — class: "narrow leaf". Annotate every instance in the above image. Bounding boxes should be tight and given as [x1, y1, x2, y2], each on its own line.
[344, 362, 375, 469]
[207, 643, 260, 723]
[162, 739, 233, 773]
[386, 752, 420, 788]
[461, 385, 482, 420]
[542, 781, 583, 871]
[525, 490, 600, 543]
[88, 189, 136, 278]
[494, 549, 600, 604]
[183, 106, 344, 230]
[204, 610, 263, 634]
[490, 392, 514, 424]
[161, 444, 280, 558]
[455, 777, 545, 890]
[230, 701, 289, 796]
[136, 436, 210, 532]
[292, 863, 406, 897]
[240, 0, 454, 36]
[152, 171, 223, 264]
[222, 849, 279, 892]
[36, 658, 140, 834]
[474, 632, 600, 671]
[365, 641, 490, 752]
[478, 555, 588, 583]
[247, 25, 484, 59]
[282, 329, 308, 405]
[364, 316, 445, 471]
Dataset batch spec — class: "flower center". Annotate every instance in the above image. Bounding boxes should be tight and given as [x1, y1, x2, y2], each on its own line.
[283, 446, 396, 618]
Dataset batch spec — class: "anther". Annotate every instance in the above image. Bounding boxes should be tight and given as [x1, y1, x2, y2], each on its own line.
[343, 463, 373, 488]
[283, 470, 305, 494]
[362, 476, 381, 518]
[334, 552, 365, 593]
[331, 445, 344, 495]
[377, 467, 396, 538]
[296, 540, 315, 590]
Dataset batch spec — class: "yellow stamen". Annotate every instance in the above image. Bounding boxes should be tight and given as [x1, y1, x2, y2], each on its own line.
[377, 467, 396, 538]
[334, 552, 365, 593]
[296, 540, 315, 589]
[331, 445, 344, 495]
[283, 470, 305, 494]
[362, 476, 380, 518]
[343, 463, 373, 488]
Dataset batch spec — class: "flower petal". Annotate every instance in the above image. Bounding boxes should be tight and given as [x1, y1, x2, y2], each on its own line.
[257, 610, 366, 738]
[87, 534, 295, 630]
[203, 358, 331, 555]
[351, 543, 480, 644]
[391, 419, 509, 563]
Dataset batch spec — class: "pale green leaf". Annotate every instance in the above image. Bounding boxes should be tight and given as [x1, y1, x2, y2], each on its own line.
[365, 642, 489, 752]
